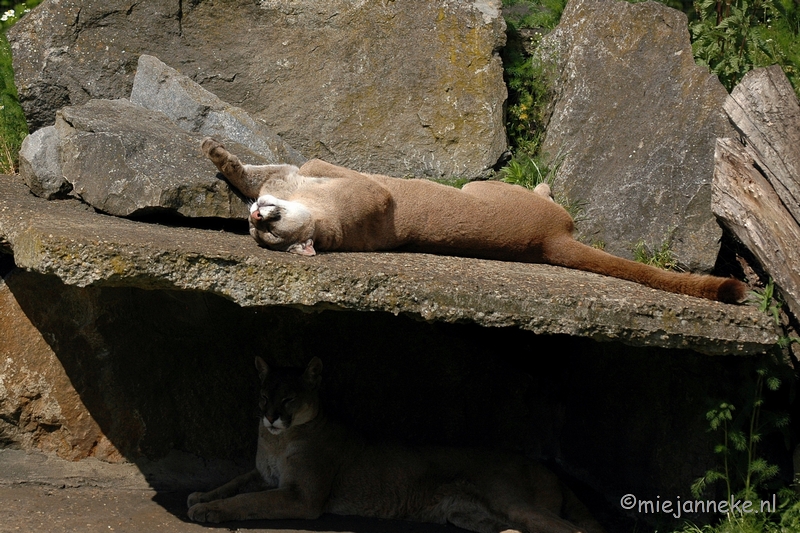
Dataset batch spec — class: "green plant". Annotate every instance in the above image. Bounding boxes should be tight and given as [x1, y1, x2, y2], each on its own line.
[503, 0, 567, 30]
[681, 361, 792, 533]
[0, 0, 40, 31]
[498, 152, 553, 190]
[0, 31, 27, 174]
[501, 0, 564, 162]
[0, 0, 39, 174]
[690, 0, 782, 91]
[750, 279, 783, 324]
[692, 368, 786, 503]
[504, 45, 558, 161]
[632, 238, 680, 271]
[749, 279, 800, 349]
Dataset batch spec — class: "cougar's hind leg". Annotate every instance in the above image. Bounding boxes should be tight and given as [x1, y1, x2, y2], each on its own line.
[533, 183, 555, 202]
[428, 489, 516, 533]
[443, 503, 516, 533]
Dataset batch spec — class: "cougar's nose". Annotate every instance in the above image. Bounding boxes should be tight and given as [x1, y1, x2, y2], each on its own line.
[251, 210, 262, 221]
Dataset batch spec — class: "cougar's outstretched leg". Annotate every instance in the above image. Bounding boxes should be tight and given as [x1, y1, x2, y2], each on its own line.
[202, 138, 300, 199]
[202, 138, 259, 198]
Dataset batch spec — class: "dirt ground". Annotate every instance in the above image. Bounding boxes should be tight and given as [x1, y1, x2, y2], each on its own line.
[0, 448, 449, 533]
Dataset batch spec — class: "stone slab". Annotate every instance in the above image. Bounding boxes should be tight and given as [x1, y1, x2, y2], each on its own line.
[0, 174, 778, 355]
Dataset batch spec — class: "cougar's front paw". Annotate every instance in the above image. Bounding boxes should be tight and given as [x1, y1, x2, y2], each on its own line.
[201, 137, 224, 157]
[188, 501, 227, 523]
[186, 491, 208, 508]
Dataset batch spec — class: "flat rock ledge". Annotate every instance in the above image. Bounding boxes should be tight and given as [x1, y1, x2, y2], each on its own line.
[0, 175, 777, 355]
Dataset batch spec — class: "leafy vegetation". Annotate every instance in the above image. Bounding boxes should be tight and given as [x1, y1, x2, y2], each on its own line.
[501, 0, 565, 159]
[689, 367, 788, 504]
[749, 279, 800, 349]
[632, 238, 680, 270]
[0, 0, 38, 31]
[0, 0, 39, 174]
[500, 0, 569, 211]
[673, 359, 795, 533]
[669, 282, 799, 533]
[0, 31, 26, 174]
[689, 0, 800, 93]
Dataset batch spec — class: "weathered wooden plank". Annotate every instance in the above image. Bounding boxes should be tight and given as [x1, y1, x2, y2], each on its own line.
[724, 65, 800, 224]
[712, 138, 800, 318]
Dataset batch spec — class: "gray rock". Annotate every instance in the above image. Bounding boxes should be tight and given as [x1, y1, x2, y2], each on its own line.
[18, 126, 70, 200]
[130, 55, 306, 167]
[9, 0, 508, 179]
[540, 0, 734, 271]
[55, 99, 252, 218]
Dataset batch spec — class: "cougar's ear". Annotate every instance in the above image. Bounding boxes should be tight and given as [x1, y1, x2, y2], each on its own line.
[303, 357, 323, 388]
[255, 357, 270, 381]
[287, 239, 316, 256]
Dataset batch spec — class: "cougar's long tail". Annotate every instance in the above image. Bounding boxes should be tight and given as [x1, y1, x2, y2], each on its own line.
[542, 237, 747, 304]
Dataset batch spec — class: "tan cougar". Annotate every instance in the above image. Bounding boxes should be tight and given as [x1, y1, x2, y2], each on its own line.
[187, 357, 605, 533]
[203, 138, 747, 303]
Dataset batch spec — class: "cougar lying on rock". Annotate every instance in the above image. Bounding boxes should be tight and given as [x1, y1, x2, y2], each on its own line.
[187, 357, 605, 533]
[202, 138, 746, 303]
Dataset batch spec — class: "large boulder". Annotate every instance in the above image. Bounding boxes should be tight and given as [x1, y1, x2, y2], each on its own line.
[0, 174, 779, 355]
[129, 55, 306, 168]
[540, 0, 734, 271]
[9, 0, 508, 179]
[54, 99, 252, 218]
[19, 55, 301, 218]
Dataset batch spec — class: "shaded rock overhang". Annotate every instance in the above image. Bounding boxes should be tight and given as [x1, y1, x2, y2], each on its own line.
[0, 175, 778, 355]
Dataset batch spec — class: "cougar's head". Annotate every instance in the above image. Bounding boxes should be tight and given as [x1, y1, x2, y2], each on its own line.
[249, 195, 317, 256]
[254, 357, 322, 435]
